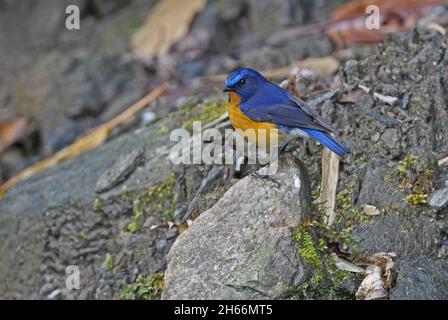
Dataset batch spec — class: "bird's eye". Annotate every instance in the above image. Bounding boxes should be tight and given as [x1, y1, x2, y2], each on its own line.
[239, 79, 246, 86]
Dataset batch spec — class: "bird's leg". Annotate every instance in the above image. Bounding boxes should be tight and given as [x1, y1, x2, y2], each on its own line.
[235, 154, 245, 173]
[232, 147, 246, 178]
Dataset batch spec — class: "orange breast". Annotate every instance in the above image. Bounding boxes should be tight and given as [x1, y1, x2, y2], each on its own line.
[227, 92, 282, 147]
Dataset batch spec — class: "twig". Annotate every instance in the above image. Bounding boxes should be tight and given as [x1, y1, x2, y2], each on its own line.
[439, 155, 448, 167]
[204, 56, 339, 83]
[0, 84, 167, 197]
[319, 146, 340, 227]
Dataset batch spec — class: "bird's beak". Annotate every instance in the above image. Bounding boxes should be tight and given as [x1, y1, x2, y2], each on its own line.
[223, 87, 233, 93]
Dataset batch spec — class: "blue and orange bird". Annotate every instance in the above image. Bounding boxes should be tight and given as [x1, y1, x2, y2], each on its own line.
[223, 68, 349, 157]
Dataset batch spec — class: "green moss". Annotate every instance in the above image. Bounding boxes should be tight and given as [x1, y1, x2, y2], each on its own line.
[292, 222, 355, 300]
[119, 187, 132, 203]
[398, 154, 419, 174]
[119, 274, 164, 300]
[128, 174, 176, 233]
[288, 188, 371, 299]
[294, 226, 324, 285]
[127, 213, 142, 234]
[78, 232, 89, 245]
[405, 193, 428, 205]
[354, 154, 365, 166]
[396, 154, 434, 206]
[101, 253, 114, 271]
[156, 125, 169, 135]
[181, 98, 227, 130]
[309, 189, 366, 256]
[93, 197, 103, 211]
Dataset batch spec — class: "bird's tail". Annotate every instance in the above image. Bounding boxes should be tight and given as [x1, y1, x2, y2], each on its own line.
[301, 128, 349, 157]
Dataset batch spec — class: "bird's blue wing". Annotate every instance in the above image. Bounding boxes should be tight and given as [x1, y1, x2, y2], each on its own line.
[239, 80, 334, 132]
[288, 94, 334, 132]
[240, 99, 334, 133]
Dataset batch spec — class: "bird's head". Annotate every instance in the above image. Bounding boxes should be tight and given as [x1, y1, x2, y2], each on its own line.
[223, 68, 265, 103]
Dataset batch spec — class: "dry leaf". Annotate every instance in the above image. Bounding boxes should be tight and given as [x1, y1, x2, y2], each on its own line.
[331, 0, 443, 21]
[0, 85, 166, 197]
[0, 117, 27, 154]
[267, 0, 447, 47]
[176, 222, 189, 235]
[355, 251, 396, 299]
[339, 89, 366, 103]
[355, 265, 388, 300]
[279, 67, 301, 97]
[132, 0, 207, 59]
[328, 0, 447, 47]
[334, 256, 365, 273]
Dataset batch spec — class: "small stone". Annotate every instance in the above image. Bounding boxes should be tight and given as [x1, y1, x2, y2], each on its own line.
[386, 111, 396, 118]
[372, 132, 381, 142]
[381, 128, 400, 150]
[143, 217, 161, 229]
[156, 239, 167, 252]
[95, 148, 144, 193]
[428, 188, 448, 210]
[437, 243, 448, 259]
[141, 111, 157, 126]
[165, 228, 177, 240]
[363, 204, 381, 216]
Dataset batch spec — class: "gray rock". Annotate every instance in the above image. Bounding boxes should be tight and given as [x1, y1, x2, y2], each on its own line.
[381, 128, 400, 152]
[13, 49, 143, 154]
[0, 116, 177, 299]
[389, 259, 448, 300]
[95, 148, 144, 193]
[162, 154, 311, 300]
[428, 188, 448, 210]
[352, 212, 441, 259]
[357, 160, 405, 209]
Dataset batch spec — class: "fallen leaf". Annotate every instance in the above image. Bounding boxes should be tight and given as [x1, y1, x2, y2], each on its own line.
[339, 89, 366, 103]
[333, 256, 365, 273]
[176, 222, 189, 235]
[355, 265, 388, 300]
[0, 117, 27, 154]
[279, 67, 301, 97]
[328, 0, 447, 47]
[355, 251, 396, 299]
[331, 0, 443, 21]
[132, 0, 207, 59]
[0, 85, 166, 197]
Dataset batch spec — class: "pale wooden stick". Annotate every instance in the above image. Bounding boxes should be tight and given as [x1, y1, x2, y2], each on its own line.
[319, 146, 340, 227]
